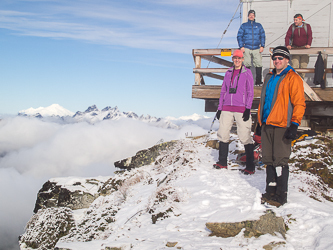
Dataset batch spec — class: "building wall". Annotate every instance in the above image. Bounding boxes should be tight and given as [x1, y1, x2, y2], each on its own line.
[240, 0, 333, 87]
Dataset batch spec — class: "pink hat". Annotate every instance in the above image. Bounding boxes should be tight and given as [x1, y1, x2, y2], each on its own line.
[233, 49, 243, 58]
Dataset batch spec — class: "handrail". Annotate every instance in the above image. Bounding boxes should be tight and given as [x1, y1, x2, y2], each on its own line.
[192, 47, 333, 101]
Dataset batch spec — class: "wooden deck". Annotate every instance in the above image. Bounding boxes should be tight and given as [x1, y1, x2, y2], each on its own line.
[192, 47, 333, 117]
[192, 86, 333, 102]
[193, 85, 333, 118]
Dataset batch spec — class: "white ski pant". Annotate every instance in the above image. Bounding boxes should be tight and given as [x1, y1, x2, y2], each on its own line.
[217, 111, 253, 145]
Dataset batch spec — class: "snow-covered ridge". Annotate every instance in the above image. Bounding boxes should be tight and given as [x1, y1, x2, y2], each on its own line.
[17, 104, 213, 128]
[19, 135, 333, 250]
[72, 105, 161, 124]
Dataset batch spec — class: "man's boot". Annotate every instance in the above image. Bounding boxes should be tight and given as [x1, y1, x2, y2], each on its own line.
[255, 67, 263, 86]
[261, 165, 277, 203]
[213, 142, 229, 169]
[242, 144, 255, 175]
[275, 165, 289, 205]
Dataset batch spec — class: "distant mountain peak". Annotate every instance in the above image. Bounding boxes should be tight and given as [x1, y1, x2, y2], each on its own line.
[85, 105, 99, 113]
[101, 106, 113, 112]
[17, 104, 207, 130]
[19, 104, 74, 117]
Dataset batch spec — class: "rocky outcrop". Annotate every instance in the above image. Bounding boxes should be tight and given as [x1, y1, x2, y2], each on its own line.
[34, 178, 103, 213]
[206, 210, 286, 238]
[19, 207, 75, 250]
[114, 141, 177, 170]
[289, 135, 333, 202]
[20, 140, 186, 249]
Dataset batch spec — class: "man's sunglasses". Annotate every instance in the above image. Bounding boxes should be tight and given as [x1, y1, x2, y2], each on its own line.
[272, 56, 284, 61]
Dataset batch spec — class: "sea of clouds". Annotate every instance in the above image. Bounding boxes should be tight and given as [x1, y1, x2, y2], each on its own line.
[0, 115, 214, 250]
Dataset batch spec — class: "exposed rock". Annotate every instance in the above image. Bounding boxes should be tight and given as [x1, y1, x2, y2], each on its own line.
[206, 139, 219, 149]
[104, 245, 131, 250]
[34, 179, 101, 213]
[114, 141, 177, 170]
[98, 177, 124, 196]
[59, 195, 119, 242]
[19, 207, 75, 250]
[290, 135, 333, 201]
[206, 210, 286, 238]
[166, 241, 178, 247]
[104, 246, 132, 250]
[263, 241, 286, 250]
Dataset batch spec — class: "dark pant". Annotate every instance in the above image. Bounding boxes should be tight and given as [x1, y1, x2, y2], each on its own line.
[261, 124, 291, 166]
[261, 124, 291, 202]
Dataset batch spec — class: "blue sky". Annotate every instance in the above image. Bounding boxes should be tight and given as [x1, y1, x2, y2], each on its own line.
[0, 0, 242, 118]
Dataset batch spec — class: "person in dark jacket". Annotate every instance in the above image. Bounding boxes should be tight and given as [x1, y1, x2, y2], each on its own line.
[237, 10, 266, 86]
[214, 49, 255, 175]
[285, 13, 313, 79]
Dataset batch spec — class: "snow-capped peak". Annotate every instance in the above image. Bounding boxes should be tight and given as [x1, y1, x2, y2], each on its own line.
[84, 105, 99, 113]
[18, 104, 74, 117]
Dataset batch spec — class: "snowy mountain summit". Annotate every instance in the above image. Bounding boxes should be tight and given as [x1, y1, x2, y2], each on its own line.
[72, 105, 160, 124]
[16, 104, 207, 129]
[19, 134, 333, 250]
[17, 104, 177, 127]
[19, 104, 74, 117]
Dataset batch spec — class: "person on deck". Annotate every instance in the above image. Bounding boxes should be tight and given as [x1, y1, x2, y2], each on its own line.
[285, 13, 313, 79]
[214, 49, 255, 175]
[256, 46, 306, 207]
[237, 9, 266, 86]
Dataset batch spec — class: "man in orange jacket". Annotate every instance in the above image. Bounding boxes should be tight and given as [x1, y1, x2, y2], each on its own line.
[256, 46, 305, 207]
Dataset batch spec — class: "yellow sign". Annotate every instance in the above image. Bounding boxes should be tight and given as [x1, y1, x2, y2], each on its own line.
[221, 49, 232, 57]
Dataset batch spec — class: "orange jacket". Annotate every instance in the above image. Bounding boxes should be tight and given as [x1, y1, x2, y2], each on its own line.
[257, 69, 306, 128]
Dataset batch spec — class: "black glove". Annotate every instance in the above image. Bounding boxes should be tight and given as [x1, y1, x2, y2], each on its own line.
[242, 108, 250, 121]
[255, 123, 261, 136]
[216, 110, 221, 120]
[284, 123, 298, 139]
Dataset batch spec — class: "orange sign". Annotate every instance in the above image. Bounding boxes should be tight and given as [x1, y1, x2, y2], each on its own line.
[221, 49, 232, 57]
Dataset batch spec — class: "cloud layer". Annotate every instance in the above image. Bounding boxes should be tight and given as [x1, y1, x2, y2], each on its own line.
[0, 116, 209, 249]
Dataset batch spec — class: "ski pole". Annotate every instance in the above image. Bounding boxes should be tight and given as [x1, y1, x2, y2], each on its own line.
[208, 113, 217, 136]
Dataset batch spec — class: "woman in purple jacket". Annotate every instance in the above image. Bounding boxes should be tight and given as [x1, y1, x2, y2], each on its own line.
[214, 49, 255, 175]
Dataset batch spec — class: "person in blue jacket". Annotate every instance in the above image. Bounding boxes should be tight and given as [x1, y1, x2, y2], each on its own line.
[237, 10, 266, 86]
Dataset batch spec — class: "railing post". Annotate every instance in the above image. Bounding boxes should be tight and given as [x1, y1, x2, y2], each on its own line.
[194, 55, 201, 85]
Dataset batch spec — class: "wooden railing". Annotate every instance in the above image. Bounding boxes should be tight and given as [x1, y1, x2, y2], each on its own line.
[192, 47, 333, 101]
[268, 47, 333, 74]
[192, 48, 235, 85]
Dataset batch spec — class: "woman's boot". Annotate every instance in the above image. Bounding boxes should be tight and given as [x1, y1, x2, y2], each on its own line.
[213, 142, 229, 169]
[242, 144, 255, 175]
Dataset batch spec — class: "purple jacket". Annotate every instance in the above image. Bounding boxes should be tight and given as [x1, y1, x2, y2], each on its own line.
[218, 66, 254, 110]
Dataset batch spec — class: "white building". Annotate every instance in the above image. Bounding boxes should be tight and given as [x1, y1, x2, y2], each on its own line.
[241, 0, 333, 87]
